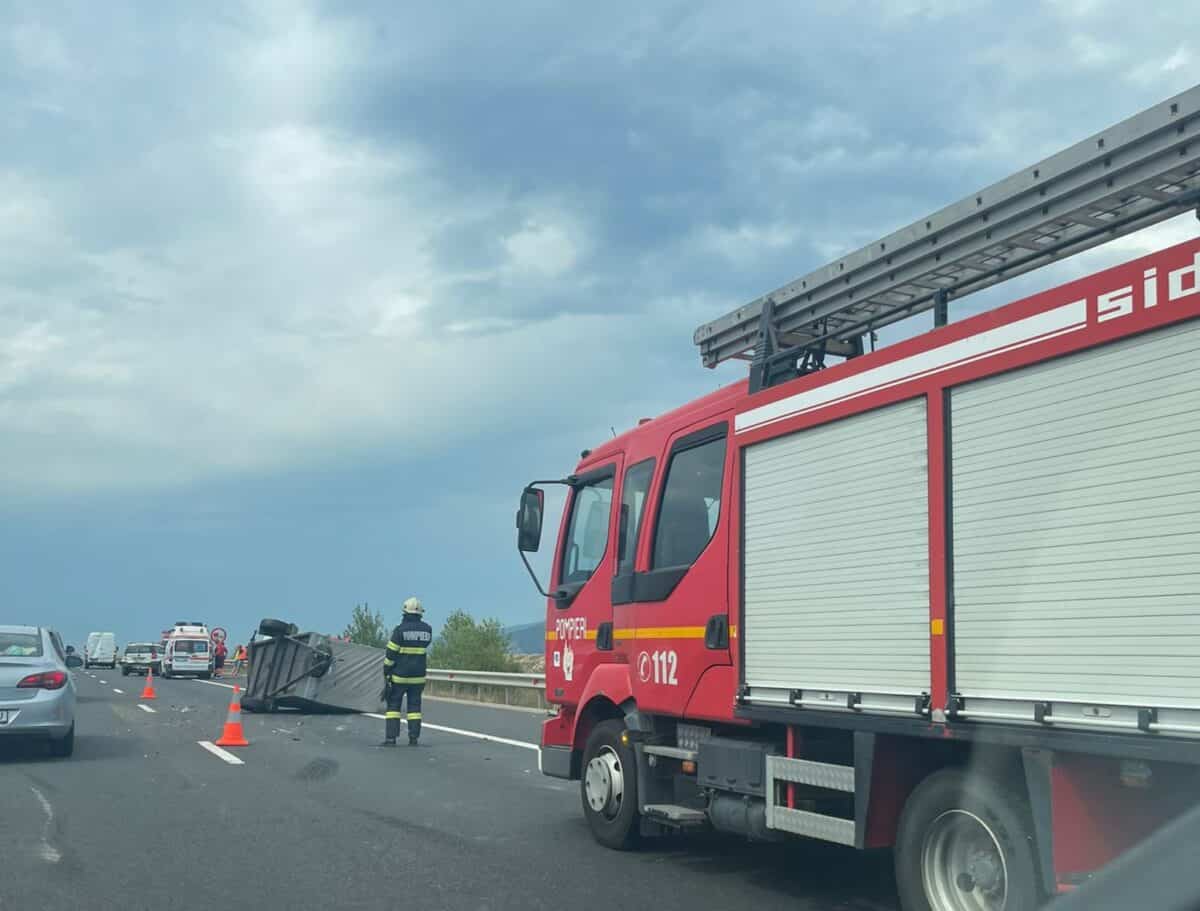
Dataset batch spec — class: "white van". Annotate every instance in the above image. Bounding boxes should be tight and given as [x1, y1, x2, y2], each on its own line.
[85, 631, 118, 669]
[161, 623, 213, 679]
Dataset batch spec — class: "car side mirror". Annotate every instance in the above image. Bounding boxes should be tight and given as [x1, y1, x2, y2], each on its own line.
[517, 487, 545, 553]
[65, 655, 83, 669]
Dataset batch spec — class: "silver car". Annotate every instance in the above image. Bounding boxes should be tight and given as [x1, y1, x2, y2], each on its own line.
[0, 625, 77, 757]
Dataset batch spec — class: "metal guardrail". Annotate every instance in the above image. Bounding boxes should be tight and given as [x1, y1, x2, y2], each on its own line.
[424, 668, 547, 709]
[426, 668, 545, 689]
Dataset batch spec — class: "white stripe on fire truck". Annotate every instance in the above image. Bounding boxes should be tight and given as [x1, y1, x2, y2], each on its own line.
[734, 299, 1088, 434]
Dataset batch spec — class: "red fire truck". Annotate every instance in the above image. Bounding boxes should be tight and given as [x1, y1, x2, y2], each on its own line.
[517, 85, 1200, 910]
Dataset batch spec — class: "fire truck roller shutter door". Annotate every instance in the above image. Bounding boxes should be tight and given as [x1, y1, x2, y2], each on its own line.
[950, 317, 1200, 715]
[742, 397, 931, 702]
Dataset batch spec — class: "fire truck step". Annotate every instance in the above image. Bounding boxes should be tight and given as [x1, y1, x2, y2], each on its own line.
[766, 806, 856, 846]
[765, 755, 855, 793]
[643, 744, 699, 761]
[643, 804, 708, 826]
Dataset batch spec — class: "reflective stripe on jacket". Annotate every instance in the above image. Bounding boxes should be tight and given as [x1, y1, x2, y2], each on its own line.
[383, 617, 432, 684]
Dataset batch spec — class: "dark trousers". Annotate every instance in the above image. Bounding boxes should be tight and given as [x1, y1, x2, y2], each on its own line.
[385, 683, 424, 742]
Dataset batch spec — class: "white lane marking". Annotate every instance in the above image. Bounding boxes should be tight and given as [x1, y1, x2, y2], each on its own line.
[98, 680, 108, 685]
[424, 694, 545, 716]
[112, 688, 124, 694]
[137, 704, 157, 714]
[197, 741, 245, 765]
[362, 712, 537, 752]
[195, 679, 236, 689]
[29, 786, 62, 863]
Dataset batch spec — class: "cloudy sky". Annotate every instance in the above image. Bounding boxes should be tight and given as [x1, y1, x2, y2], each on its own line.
[2, 1, 1196, 648]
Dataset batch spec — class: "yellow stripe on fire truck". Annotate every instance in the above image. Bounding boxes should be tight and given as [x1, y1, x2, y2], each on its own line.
[545, 626, 737, 641]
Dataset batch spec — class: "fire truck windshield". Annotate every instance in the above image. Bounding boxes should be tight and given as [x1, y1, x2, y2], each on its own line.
[560, 476, 614, 585]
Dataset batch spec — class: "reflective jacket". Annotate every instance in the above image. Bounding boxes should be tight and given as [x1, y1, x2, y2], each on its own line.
[384, 616, 433, 684]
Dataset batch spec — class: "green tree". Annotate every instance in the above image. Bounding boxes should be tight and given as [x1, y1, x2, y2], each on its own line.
[343, 602, 387, 648]
[428, 609, 519, 672]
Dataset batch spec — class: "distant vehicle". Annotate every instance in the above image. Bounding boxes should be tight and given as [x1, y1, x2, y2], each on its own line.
[84, 631, 117, 669]
[0, 625, 77, 757]
[120, 642, 159, 677]
[161, 622, 213, 679]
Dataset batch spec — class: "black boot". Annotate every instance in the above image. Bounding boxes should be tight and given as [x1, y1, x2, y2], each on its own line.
[380, 716, 401, 746]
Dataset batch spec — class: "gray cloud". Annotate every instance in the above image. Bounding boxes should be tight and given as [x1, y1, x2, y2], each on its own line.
[2, 0, 1195, 502]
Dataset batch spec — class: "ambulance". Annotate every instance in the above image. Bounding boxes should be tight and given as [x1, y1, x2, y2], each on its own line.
[160, 621, 214, 679]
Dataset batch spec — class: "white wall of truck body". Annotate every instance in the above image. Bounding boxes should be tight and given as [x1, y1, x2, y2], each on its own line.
[742, 315, 1200, 735]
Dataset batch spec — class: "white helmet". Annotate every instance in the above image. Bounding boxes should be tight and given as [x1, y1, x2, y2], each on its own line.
[402, 597, 424, 617]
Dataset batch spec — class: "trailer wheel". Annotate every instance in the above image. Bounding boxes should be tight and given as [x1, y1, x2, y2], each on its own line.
[895, 767, 1041, 911]
[258, 618, 296, 637]
[580, 719, 640, 850]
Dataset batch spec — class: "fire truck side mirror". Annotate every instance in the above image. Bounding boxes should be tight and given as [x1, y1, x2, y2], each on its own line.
[517, 487, 545, 553]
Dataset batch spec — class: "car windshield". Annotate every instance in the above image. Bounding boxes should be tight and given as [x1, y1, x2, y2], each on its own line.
[126, 646, 153, 655]
[173, 640, 208, 654]
[0, 632, 43, 657]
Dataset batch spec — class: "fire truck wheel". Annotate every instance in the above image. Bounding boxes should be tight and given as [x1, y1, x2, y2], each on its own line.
[895, 766, 1041, 911]
[580, 719, 640, 850]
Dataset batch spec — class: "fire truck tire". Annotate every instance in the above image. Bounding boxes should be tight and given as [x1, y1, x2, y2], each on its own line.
[580, 719, 640, 850]
[895, 767, 1042, 911]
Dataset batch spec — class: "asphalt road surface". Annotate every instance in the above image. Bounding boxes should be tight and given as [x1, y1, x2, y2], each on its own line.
[0, 671, 899, 911]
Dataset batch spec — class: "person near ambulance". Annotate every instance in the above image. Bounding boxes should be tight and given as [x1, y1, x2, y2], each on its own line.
[381, 597, 432, 747]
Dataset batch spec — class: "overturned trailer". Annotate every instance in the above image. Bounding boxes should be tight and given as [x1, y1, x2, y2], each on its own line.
[242, 619, 386, 714]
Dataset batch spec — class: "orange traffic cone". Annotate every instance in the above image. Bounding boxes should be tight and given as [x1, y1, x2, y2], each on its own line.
[215, 685, 249, 747]
[140, 667, 158, 700]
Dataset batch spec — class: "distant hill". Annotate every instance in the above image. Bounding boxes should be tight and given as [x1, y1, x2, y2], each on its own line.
[504, 621, 544, 655]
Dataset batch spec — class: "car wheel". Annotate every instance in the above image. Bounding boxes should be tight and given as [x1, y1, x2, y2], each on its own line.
[49, 724, 75, 759]
[580, 719, 641, 850]
[895, 766, 1042, 911]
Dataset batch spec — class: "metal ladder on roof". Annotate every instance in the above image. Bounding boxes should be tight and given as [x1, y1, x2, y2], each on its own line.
[693, 83, 1200, 392]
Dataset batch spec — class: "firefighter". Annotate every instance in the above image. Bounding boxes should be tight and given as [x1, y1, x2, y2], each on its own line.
[381, 597, 432, 746]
